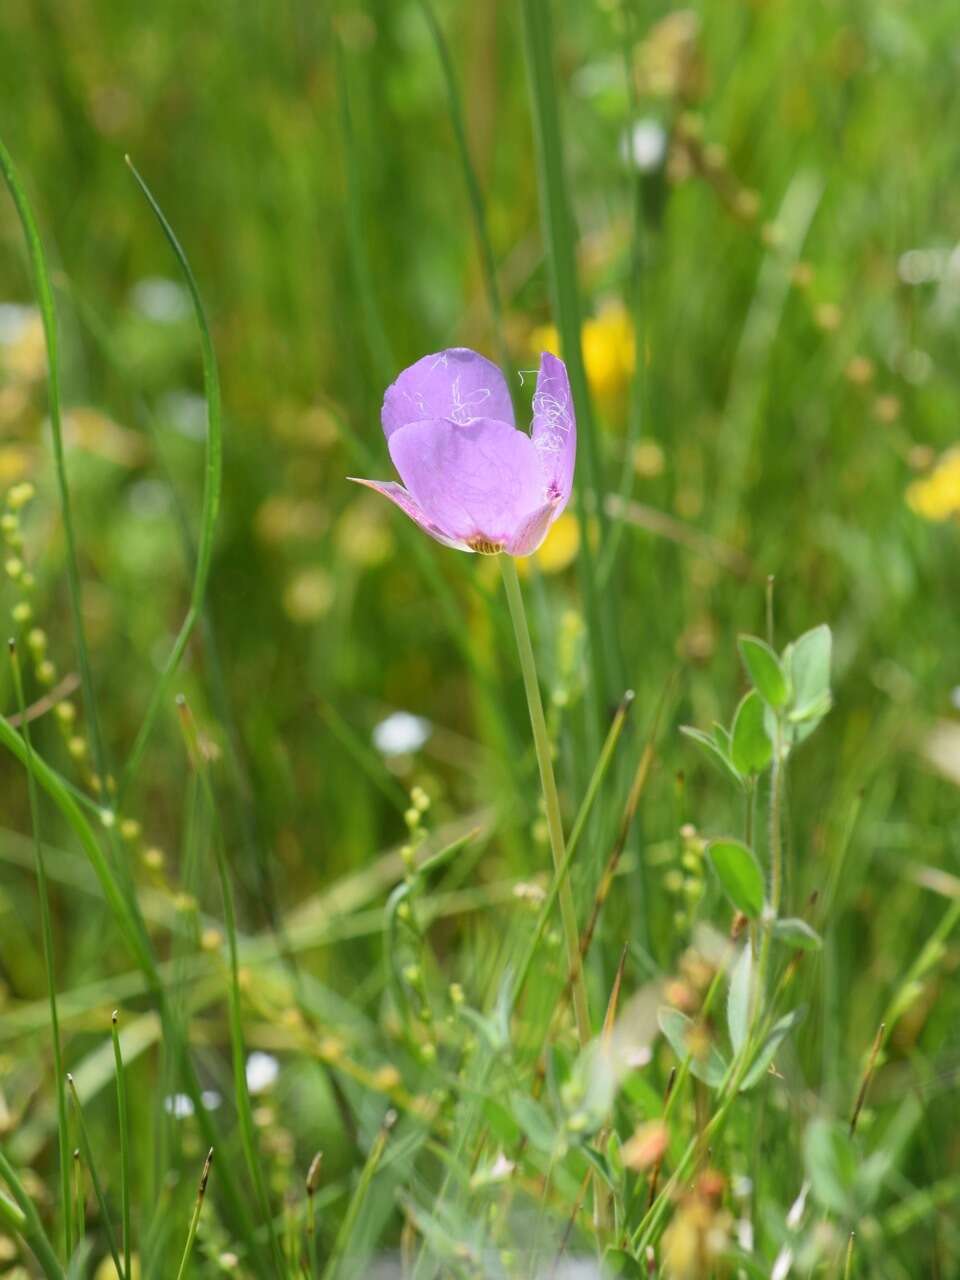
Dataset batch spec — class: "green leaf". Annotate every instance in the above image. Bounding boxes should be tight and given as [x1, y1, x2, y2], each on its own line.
[805, 1117, 858, 1216]
[708, 838, 766, 918]
[730, 689, 773, 775]
[772, 917, 823, 951]
[680, 725, 743, 788]
[510, 1092, 557, 1153]
[740, 1006, 806, 1091]
[738, 635, 789, 708]
[727, 944, 754, 1055]
[603, 1247, 645, 1278]
[787, 624, 832, 721]
[658, 1007, 729, 1088]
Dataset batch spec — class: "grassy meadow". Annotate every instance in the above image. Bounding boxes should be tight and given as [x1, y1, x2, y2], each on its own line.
[2, 1, 960, 1276]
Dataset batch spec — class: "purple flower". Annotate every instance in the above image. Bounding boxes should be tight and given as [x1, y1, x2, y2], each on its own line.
[349, 348, 576, 556]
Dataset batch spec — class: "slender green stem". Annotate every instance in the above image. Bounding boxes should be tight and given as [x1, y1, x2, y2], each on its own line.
[500, 555, 591, 1048]
[67, 1076, 124, 1279]
[176, 697, 284, 1275]
[514, 689, 634, 1005]
[174, 1149, 213, 1280]
[518, 0, 621, 721]
[73, 1150, 84, 1245]
[111, 1014, 132, 1280]
[119, 157, 223, 798]
[769, 718, 785, 915]
[320, 1111, 395, 1280]
[417, 0, 509, 373]
[0, 133, 109, 789]
[0, 1148, 64, 1280]
[10, 642, 72, 1260]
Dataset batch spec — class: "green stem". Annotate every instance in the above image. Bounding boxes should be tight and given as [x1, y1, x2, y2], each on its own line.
[320, 1111, 395, 1280]
[67, 1076, 124, 1280]
[174, 1149, 213, 1280]
[111, 1014, 132, 1280]
[0, 133, 109, 790]
[417, 0, 509, 374]
[518, 0, 620, 721]
[769, 718, 784, 916]
[0, 1149, 64, 1280]
[10, 643, 73, 1260]
[120, 158, 223, 798]
[500, 555, 591, 1048]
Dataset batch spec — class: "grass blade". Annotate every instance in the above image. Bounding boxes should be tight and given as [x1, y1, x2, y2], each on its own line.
[119, 157, 223, 797]
[176, 695, 284, 1273]
[67, 1075, 123, 1279]
[417, 0, 507, 370]
[110, 1013, 132, 1279]
[518, 0, 621, 716]
[0, 1147, 64, 1280]
[0, 133, 109, 789]
[9, 640, 73, 1258]
[174, 1148, 213, 1280]
[320, 1110, 396, 1280]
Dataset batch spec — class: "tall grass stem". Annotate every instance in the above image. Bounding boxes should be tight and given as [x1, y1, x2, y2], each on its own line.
[500, 555, 591, 1047]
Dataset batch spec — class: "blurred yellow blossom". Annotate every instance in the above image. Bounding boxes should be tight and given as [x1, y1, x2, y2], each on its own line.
[634, 10, 704, 101]
[514, 513, 592, 579]
[283, 567, 334, 622]
[532, 301, 635, 409]
[336, 495, 395, 567]
[0, 445, 32, 485]
[255, 495, 328, 545]
[906, 448, 960, 523]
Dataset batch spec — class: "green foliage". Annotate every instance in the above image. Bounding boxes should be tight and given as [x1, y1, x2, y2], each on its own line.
[0, 1, 958, 1276]
[709, 837, 766, 917]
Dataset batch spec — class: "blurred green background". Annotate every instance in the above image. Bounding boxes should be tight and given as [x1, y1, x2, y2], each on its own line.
[2, 0, 960, 1273]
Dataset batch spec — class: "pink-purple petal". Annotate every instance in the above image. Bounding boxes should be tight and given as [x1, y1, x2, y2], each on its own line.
[388, 417, 546, 549]
[530, 352, 576, 511]
[505, 499, 562, 557]
[381, 348, 515, 440]
[347, 477, 473, 551]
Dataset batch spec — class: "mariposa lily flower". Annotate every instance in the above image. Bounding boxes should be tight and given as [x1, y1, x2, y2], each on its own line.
[349, 347, 576, 556]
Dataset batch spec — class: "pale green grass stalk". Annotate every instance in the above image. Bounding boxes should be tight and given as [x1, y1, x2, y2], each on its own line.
[0, 1147, 64, 1280]
[66, 1075, 124, 1278]
[514, 688, 634, 1004]
[332, 25, 394, 384]
[119, 158, 223, 797]
[110, 1013, 132, 1280]
[417, 0, 508, 371]
[176, 695, 284, 1275]
[9, 641, 73, 1259]
[320, 1110, 396, 1280]
[0, 134, 109, 789]
[73, 1150, 84, 1246]
[501, 555, 591, 1047]
[0, 711, 269, 1266]
[518, 0, 620, 721]
[174, 1148, 213, 1280]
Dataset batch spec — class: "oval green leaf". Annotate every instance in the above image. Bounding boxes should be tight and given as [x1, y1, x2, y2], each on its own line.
[709, 838, 765, 918]
[731, 689, 773, 775]
[738, 635, 789, 708]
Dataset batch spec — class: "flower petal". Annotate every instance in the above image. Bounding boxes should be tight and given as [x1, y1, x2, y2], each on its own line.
[388, 417, 546, 549]
[347, 477, 473, 551]
[505, 499, 561, 557]
[530, 352, 576, 510]
[381, 348, 515, 440]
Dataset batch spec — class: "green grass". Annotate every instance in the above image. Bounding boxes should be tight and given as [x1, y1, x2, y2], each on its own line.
[1, 1, 960, 1276]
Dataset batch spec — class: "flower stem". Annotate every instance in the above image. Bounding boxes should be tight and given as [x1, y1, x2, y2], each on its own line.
[769, 717, 784, 915]
[500, 555, 591, 1048]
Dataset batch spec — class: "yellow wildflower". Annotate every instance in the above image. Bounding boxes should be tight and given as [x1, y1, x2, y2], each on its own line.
[532, 301, 636, 409]
[906, 447, 960, 522]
